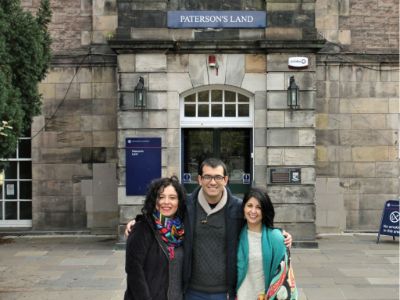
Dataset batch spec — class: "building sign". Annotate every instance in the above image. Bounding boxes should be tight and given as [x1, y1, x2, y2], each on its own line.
[125, 137, 162, 195]
[377, 200, 399, 243]
[288, 57, 309, 69]
[168, 11, 267, 28]
[269, 168, 301, 184]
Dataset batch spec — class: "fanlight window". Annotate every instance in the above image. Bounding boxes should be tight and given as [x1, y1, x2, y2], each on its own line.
[183, 89, 250, 118]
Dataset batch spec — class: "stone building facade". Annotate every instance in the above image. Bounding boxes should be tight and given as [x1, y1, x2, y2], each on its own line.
[2, 0, 397, 240]
[314, 0, 399, 232]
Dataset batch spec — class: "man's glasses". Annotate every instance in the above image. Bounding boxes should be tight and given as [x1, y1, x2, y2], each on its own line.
[201, 175, 225, 182]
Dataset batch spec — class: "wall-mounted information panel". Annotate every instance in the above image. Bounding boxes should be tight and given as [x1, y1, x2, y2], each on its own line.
[269, 168, 301, 184]
[125, 137, 161, 195]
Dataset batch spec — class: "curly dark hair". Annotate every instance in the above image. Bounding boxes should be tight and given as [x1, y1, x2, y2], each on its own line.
[242, 187, 275, 228]
[141, 176, 186, 220]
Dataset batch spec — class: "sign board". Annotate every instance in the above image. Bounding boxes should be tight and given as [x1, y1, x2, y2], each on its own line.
[125, 137, 161, 195]
[168, 11, 266, 28]
[242, 173, 251, 184]
[288, 57, 309, 69]
[269, 168, 301, 184]
[182, 173, 192, 183]
[377, 200, 399, 243]
[6, 183, 15, 196]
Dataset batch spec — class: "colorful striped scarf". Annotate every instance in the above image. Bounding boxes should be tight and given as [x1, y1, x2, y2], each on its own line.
[153, 210, 184, 259]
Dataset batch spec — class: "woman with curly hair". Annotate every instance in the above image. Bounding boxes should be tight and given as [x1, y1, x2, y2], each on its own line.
[124, 176, 186, 300]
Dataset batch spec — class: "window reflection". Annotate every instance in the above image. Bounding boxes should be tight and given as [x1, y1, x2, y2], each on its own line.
[18, 139, 31, 158]
[20, 201, 32, 220]
[185, 104, 196, 117]
[198, 90, 209, 102]
[5, 201, 17, 220]
[198, 104, 209, 117]
[211, 90, 222, 102]
[238, 104, 250, 117]
[20, 182, 32, 199]
[225, 91, 235, 102]
[5, 162, 17, 179]
[211, 104, 222, 117]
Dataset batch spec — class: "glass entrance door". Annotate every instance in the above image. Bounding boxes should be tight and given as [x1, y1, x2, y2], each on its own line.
[182, 128, 252, 195]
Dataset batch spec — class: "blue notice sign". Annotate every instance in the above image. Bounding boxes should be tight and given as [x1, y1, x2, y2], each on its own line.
[182, 173, 192, 183]
[377, 200, 399, 243]
[168, 11, 266, 28]
[242, 173, 251, 184]
[125, 137, 161, 195]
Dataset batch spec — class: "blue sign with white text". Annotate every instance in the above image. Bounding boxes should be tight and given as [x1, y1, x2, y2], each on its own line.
[168, 11, 266, 28]
[125, 137, 161, 195]
[377, 200, 399, 243]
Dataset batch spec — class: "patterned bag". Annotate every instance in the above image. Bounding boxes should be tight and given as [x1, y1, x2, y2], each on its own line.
[265, 250, 298, 300]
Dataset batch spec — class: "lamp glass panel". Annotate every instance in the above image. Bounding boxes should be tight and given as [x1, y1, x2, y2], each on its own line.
[134, 90, 144, 107]
[290, 90, 298, 107]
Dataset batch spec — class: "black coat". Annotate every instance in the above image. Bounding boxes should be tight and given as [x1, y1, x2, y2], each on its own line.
[124, 217, 171, 300]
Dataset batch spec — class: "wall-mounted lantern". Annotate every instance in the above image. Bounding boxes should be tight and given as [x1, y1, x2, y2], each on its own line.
[134, 76, 147, 108]
[287, 76, 299, 110]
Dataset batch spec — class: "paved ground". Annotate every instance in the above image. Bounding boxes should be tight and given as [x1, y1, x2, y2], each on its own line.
[0, 233, 398, 300]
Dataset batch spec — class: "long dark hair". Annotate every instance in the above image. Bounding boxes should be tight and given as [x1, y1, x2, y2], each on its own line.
[242, 187, 275, 227]
[141, 176, 186, 220]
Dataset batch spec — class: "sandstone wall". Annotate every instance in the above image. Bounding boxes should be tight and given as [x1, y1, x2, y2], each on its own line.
[315, 0, 399, 232]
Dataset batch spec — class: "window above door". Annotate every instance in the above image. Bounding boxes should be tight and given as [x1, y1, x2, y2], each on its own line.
[181, 86, 253, 128]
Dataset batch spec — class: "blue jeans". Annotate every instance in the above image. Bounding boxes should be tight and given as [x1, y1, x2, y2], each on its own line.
[184, 289, 228, 300]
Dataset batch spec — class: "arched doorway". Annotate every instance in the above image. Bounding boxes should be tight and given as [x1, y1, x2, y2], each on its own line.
[180, 85, 253, 194]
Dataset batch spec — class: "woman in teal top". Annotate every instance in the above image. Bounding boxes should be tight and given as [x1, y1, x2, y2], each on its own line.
[237, 187, 298, 300]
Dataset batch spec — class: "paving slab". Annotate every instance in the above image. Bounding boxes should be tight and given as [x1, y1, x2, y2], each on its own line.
[0, 233, 398, 300]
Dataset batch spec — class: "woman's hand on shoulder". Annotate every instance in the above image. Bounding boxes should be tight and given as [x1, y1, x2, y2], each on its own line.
[282, 230, 293, 249]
